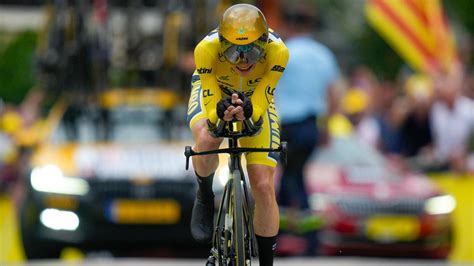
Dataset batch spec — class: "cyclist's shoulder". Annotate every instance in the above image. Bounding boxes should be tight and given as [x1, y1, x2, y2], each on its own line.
[195, 29, 220, 54]
[267, 28, 285, 45]
[265, 28, 288, 62]
[268, 28, 283, 40]
[267, 29, 287, 50]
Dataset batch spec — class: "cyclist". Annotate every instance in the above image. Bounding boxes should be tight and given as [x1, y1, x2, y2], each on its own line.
[187, 3, 288, 265]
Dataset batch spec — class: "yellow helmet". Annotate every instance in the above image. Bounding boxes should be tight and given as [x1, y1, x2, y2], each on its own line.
[218, 4, 269, 64]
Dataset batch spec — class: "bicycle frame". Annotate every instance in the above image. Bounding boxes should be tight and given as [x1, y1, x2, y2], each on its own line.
[184, 121, 287, 266]
[212, 137, 257, 265]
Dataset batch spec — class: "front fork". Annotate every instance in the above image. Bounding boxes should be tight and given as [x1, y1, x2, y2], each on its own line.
[208, 171, 234, 266]
[208, 154, 255, 265]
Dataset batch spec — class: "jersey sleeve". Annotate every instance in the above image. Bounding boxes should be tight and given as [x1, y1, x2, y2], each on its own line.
[194, 41, 222, 124]
[251, 43, 289, 122]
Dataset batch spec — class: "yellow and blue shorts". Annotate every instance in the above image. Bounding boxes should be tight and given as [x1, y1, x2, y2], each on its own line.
[186, 74, 280, 168]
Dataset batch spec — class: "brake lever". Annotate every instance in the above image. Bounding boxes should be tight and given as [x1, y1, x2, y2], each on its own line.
[280, 141, 288, 166]
[184, 146, 193, 170]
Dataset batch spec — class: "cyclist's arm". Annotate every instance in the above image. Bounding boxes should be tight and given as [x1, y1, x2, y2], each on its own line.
[251, 44, 289, 122]
[194, 42, 222, 125]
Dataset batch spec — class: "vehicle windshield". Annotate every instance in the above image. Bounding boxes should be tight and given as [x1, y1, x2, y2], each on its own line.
[314, 136, 400, 182]
[50, 103, 189, 144]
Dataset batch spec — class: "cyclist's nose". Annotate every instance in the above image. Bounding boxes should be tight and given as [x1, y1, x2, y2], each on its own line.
[238, 52, 249, 64]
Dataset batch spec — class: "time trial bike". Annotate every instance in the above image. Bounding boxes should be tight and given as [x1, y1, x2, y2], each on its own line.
[185, 118, 287, 266]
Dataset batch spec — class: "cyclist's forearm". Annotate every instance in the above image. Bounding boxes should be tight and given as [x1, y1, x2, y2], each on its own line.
[194, 43, 221, 124]
[250, 43, 289, 121]
[201, 80, 221, 124]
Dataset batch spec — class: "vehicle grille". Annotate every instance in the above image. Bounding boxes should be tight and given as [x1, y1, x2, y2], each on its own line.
[89, 180, 195, 198]
[336, 197, 424, 215]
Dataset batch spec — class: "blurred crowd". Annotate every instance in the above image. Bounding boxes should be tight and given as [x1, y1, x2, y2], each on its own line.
[329, 63, 474, 175]
[1, 0, 473, 197]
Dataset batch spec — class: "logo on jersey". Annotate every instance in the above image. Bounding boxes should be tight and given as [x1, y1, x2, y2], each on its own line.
[219, 85, 233, 96]
[271, 65, 285, 72]
[219, 75, 230, 81]
[242, 91, 253, 98]
[266, 86, 275, 95]
[197, 67, 212, 74]
[218, 53, 226, 62]
[203, 89, 214, 97]
[247, 78, 261, 86]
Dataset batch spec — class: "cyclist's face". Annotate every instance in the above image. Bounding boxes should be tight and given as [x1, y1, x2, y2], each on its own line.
[220, 39, 266, 76]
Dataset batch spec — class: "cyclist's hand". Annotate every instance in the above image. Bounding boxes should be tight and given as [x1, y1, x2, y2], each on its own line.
[229, 93, 245, 121]
[231, 93, 243, 106]
[223, 104, 243, 121]
[234, 92, 253, 119]
[217, 94, 243, 121]
[217, 93, 251, 122]
[217, 97, 232, 120]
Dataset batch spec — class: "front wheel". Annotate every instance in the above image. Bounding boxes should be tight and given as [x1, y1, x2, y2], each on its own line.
[232, 170, 246, 266]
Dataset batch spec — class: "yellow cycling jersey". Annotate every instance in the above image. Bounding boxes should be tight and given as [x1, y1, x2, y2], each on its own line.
[193, 29, 289, 124]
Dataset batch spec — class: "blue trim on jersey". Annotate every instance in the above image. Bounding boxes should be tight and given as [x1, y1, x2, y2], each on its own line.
[206, 29, 219, 39]
[269, 31, 280, 39]
[191, 74, 200, 83]
[187, 75, 203, 126]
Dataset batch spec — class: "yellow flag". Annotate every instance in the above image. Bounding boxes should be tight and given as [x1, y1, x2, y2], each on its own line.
[365, 0, 457, 73]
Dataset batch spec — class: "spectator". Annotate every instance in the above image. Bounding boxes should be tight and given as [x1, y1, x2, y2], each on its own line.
[350, 65, 380, 95]
[374, 81, 405, 155]
[399, 74, 434, 158]
[430, 64, 474, 173]
[274, 0, 340, 255]
[341, 88, 380, 149]
[464, 69, 474, 100]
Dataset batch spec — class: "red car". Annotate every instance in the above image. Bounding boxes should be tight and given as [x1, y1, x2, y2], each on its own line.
[303, 136, 454, 258]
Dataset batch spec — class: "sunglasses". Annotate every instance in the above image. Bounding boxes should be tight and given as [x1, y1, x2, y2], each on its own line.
[223, 44, 264, 65]
[220, 35, 268, 65]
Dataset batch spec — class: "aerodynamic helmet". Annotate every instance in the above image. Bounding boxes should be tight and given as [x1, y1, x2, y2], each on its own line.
[218, 4, 269, 65]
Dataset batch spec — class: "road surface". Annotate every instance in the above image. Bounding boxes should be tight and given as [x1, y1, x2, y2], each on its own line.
[5, 258, 474, 266]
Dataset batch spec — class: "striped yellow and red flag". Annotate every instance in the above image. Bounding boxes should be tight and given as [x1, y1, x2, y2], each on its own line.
[365, 0, 458, 74]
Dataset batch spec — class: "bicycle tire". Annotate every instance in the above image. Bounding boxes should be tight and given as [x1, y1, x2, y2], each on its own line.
[217, 180, 231, 266]
[232, 170, 246, 266]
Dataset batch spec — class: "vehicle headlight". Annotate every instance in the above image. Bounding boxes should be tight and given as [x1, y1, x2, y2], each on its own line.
[31, 164, 90, 196]
[40, 208, 80, 231]
[424, 195, 456, 215]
